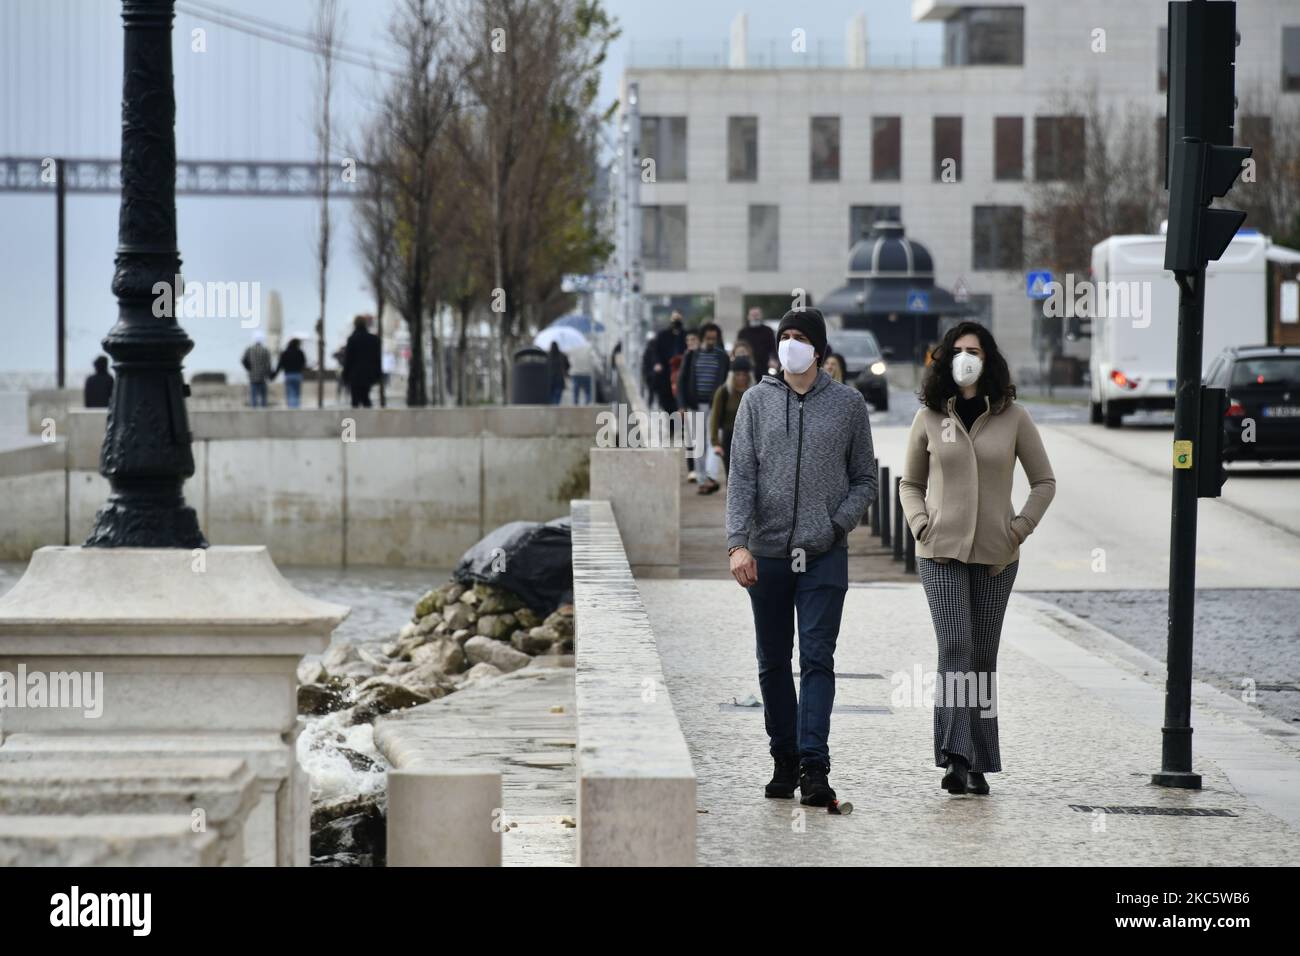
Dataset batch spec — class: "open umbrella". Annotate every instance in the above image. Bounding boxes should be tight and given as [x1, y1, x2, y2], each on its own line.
[534, 325, 588, 353]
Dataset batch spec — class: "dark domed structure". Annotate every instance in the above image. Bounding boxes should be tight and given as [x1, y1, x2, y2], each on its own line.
[820, 220, 972, 364]
[846, 221, 935, 279]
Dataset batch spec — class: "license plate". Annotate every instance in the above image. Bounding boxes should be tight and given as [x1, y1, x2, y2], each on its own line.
[1262, 406, 1300, 418]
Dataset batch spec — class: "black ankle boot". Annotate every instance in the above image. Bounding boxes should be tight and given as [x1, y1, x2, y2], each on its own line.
[799, 761, 837, 807]
[967, 771, 990, 795]
[765, 753, 799, 799]
[941, 753, 969, 794]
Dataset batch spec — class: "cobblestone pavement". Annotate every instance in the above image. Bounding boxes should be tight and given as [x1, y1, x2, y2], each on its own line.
[1029, 589, 1300, 726]
[638, 578, 1300, 866]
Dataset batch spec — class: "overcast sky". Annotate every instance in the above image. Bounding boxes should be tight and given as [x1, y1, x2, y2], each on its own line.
[0, 0, 941, 380]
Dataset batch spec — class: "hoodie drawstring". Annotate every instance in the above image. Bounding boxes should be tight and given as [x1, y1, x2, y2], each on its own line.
[785, 389, 790, 434]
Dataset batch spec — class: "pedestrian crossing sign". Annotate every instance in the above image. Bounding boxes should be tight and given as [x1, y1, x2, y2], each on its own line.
[906, 290, 929, 312]
[1026, 270, 1053, 300]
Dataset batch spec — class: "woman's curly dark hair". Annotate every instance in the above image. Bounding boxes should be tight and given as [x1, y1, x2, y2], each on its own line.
[919, 321, 1017, 413]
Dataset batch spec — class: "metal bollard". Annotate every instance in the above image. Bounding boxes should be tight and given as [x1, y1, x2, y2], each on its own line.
[879, 466, 891, 547]
[905, 521, 916, 573]
[892, 476, 904, 561]
[870, 458, 881, 535]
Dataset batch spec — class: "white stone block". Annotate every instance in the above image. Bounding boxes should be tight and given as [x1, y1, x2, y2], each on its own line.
[387, 767, 502, 867]
[0, 815, 221, 867]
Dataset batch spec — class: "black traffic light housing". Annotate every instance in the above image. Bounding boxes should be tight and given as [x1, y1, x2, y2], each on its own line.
[1164, 0, 1250, 273]
[1164, 138, 1252, 272]
[1196, 386, 1228, 498]
[1165, 0, 1238, 189]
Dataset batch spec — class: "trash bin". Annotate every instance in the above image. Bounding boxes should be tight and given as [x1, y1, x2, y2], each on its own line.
[510, 347, 551, 404]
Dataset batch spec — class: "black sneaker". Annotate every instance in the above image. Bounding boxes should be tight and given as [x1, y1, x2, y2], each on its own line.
[765, 753, 799, 799]
[798, 762, 836, 807]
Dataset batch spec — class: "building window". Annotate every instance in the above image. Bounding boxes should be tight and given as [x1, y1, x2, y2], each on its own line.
[933, 116, 963, 182]
[1285, 28, 1300, 92]
[728, 116, 758, 182]
[1158, 27, 1168, 92]
[641, 116, 687, 182]
[994, 116, 1023, 181]
[849, 205, 902, 247]
[872, 116, 902, 181]
[748, 205, 779, 271]
[811, 116, 841, 182]
[973, 205, 1023, 271]
[943, 6, 1025, 66]
[642, 205, 687, 270]
[1034, 116, 1086, 181]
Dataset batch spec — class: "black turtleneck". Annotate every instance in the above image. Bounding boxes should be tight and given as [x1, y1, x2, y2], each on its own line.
[955, 394, 986, 433]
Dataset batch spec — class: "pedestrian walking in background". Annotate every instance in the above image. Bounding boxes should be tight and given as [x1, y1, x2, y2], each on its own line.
[736, 307, 777, 378]
[709, 354, 752, 477]
[898, 321, 1056, 797]
[726, 307, 878, 807]
[547, 342, 570, 405]
[640, 331, 658, 408]
[569, 340, 594, 405]
[674, 328, 701, 480]
[342, 315, 382, 408]
[274, 337, 307, 409]
[83, 355, 114, 409]
[679, 322, 730, 495]
[651, 311, 687, 414]
[824, 352, 845, 384]
[241, 332, 273, 408]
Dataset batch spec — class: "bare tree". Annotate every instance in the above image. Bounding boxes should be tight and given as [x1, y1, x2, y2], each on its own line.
[450, 0, 617, 398]
[1026, 84, 1163, 278]
[352, 119, 398, 407]
[383, 0, 459, 407]
[311, 0, 343, 407]
[1234, 86, 1300, 248]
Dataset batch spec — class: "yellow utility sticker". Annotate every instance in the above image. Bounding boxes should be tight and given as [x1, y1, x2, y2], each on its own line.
[1173, 440, 1193, 469]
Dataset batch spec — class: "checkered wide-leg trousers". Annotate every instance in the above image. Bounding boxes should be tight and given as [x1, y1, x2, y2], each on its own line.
[917, 556, 1019, 773]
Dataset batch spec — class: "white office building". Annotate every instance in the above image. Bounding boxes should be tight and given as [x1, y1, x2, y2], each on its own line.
[620, 0, 1300, 378]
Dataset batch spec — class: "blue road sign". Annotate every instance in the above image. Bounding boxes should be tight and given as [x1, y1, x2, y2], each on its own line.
[1026, 270, 1053, 300]
[906, 289, 929, 312]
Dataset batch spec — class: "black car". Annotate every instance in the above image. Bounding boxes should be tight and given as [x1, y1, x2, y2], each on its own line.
[1204, 345, 1300, 462]
[832, 329, 890, 411]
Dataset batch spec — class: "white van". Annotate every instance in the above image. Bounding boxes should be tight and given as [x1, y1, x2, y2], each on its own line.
[1088, 232, 1268, 427]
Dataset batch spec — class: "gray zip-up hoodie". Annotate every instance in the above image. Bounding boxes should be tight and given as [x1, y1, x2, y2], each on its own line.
[726, 369, 878, 559]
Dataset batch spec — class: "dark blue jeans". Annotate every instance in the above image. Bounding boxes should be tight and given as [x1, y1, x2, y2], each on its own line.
[748, 547, 848, 768]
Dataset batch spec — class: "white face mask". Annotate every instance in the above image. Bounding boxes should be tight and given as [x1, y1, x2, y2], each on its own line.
[778, 338, 816, 375]
[952, 352, 983, 388]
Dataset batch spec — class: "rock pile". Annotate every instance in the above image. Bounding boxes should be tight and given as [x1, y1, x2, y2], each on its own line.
[296, 581, 575, 725]
[300, 580, 574, 866]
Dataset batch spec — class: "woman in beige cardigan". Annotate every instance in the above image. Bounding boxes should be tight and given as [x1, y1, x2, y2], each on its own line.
[899, 322, 1056, 796]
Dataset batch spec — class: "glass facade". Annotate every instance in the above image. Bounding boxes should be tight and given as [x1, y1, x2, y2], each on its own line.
[642, 205, 687, 270]
[640, 116, 687, 181]
[748, 205, 780, 271]
[728, 116, 758, 182]
[872, 116, 902, 181]
[811, 116, 841, 181]
[943, 6, 1025, 66]
[973, 205, 1024, 271]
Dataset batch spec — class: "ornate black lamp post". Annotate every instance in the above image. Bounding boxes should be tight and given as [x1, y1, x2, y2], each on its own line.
[85, 0, 206, 548]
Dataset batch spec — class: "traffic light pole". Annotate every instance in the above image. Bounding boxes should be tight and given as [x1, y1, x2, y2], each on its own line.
[1154, 266, 1205, 789]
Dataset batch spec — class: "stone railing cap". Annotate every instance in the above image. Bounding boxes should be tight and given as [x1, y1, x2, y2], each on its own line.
[0, 546, 349, 629]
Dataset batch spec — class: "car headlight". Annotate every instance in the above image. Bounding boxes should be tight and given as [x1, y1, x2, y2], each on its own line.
[870, 361, 887, 376]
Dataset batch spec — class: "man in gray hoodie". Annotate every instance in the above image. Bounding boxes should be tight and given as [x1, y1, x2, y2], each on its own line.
[725, 307, 878, 806]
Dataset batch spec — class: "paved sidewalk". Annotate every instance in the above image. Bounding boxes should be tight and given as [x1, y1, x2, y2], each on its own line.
[638, 578, 1300, 866]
